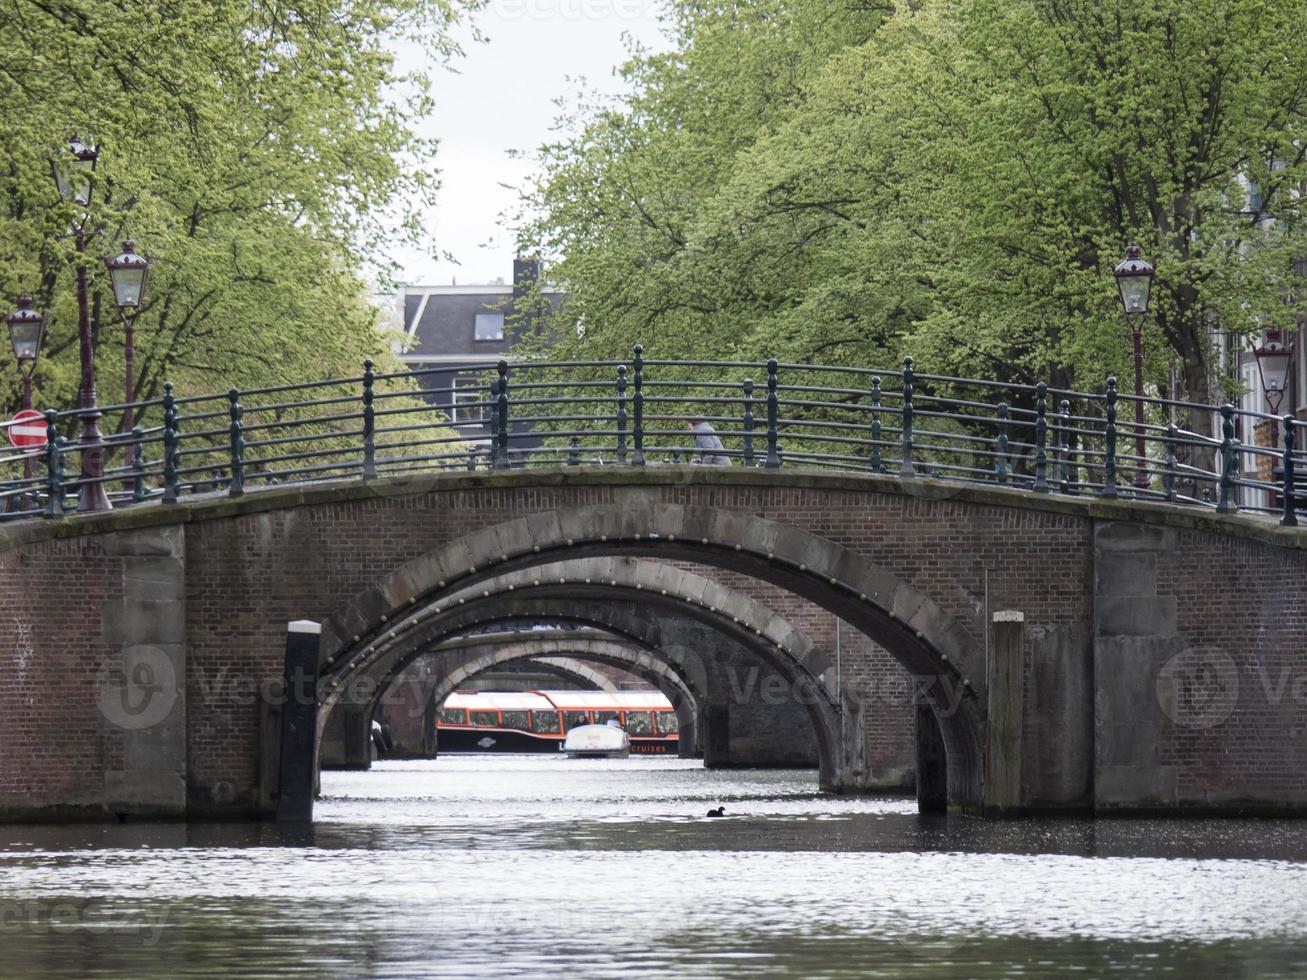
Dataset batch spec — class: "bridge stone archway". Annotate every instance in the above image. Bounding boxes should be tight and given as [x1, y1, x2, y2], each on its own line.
[329, 630, 704, 764]
[419, 637, 701, 756]
[352, 591, 863, 773]
[319, 557, 844, 786]
[319, 507, 983, 807]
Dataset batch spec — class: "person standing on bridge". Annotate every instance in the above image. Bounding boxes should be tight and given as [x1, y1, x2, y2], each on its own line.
[686, 417, 731, 465]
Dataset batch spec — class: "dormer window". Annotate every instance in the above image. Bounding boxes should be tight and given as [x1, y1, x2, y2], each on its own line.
[475, 312, 504, 341]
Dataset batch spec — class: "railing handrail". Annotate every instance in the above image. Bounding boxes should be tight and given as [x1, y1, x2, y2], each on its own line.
[2, 348, 1302, 528]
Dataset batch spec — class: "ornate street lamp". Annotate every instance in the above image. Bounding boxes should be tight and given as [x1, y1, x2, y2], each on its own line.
[52, 134, 110, 511]
[104, 241, 152, 467]
[50, 135, 98, 208]
[1113, 244, 1155, 489]
[1252, 327, 1295, 415]
[6, 294, 46, 400]
[6, 295, 46, 480]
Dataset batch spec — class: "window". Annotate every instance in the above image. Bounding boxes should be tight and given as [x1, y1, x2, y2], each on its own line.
[654, 711, 678, 735]
[471, 711, 499, 727]
[439, 707, 467, 725]
[475, 312, 504, 341]
[564, 711, 590, 730]
[595, 711, 621, 727]
[452, 377, 486, 426]
[530, 710, 561, 734]
[500, 710, 530, 730]
[624, 711, 653, 736]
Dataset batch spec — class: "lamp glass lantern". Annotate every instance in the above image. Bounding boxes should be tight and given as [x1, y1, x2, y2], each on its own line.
[1113, 244, 1154, 316]
[51, 135, 99, 208]
[104, 241, 152, 309]
[1252, 327, 1295, 414]
[6, 295, 46, 367]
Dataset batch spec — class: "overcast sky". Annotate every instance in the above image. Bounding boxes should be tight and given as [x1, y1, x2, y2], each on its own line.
[389, 0, 671, 287]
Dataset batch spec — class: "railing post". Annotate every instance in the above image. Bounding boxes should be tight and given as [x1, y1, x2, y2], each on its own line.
[568, 435, 580, 466]
[43, 410, 63, 519]
[131, 426, 146, 503]
[1058, 399, 1073, 494]
[631, 345, 645, 465]
[162, 382, 180, 504]
[493, 360, 509, 469]
[466, 449, 477, 471]
[228, 388, 245, 497]
[742, 379, 755, 466]
[764, 358, 781, 469]
[1033, 382, 1048, 492]
[995, 402, 1009, 484]
[1164, 422, 1178, 502]
[899, 356, 915, 476]
[1102, 377, 1118, 499]
[1282, 415, 1298, 527]
[1216, 403, 1237, 514]
[361, 358, 377, 480]
[870, 376, 884, 474]
[616, 364, 628, 464]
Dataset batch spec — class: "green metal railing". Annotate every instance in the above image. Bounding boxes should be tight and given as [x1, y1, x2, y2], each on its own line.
[0, 347, 1304, 527]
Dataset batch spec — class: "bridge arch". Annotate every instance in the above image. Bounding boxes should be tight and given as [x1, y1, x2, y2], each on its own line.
[319, 506, 983, 807]
[364, 630, 702, 758]
[347, 594, 720, 755]
[320, 556, 840, 782]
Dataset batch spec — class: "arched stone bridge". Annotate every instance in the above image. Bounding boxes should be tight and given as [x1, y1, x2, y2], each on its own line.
[0, 465, 1304, 821]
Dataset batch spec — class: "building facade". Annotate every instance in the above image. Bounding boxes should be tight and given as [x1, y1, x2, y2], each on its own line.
[394, 258, 562, 454]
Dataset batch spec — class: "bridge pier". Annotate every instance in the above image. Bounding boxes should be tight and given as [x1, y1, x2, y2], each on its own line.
[915, 702, 947, 813]
[320, 701, 374, 770]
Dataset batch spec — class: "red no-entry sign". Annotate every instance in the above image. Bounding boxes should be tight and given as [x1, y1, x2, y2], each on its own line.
[7, 409, 47, 450]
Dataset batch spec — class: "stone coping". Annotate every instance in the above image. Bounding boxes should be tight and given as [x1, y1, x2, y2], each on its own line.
[2, 465, 1304, 552]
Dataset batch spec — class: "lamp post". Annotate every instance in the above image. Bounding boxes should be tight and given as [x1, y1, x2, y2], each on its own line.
[104, 241, 152, 468]
[52, 135, 111, 512]
[1252, 328, 1294, 415]
[1113, 244, 1155, 490]
[6, 294, 45, 412]
[6, 295, 46, 480]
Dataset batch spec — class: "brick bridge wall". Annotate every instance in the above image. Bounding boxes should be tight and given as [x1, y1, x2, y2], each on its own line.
[0, 467, 1303, 819]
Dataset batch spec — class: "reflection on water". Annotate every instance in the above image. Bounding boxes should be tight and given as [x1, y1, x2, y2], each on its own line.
[1, 756, 1305, 978]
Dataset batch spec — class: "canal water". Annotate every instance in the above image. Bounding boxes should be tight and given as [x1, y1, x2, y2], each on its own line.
[1, 756, 1305, 977]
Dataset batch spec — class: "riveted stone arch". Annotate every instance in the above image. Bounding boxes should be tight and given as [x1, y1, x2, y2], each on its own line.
[321, 504, 985, 808]
[524, 657, 621, 692]
[354, 604, 709, 732]
[362, 602, 715, 759]
[319, 558, 842, 785]
[407, 636, 696, 712]
[344, 598, 714, 756]
[416, 636, 701, 751]
[364, 631, 702, 754]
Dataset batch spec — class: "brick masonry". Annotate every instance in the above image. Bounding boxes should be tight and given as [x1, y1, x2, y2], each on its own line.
[0, 467, 1303, 818]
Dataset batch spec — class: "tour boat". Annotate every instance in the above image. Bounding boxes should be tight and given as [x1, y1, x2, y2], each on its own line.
[436, 689, 678, 754]
[562, 723, 630, 758]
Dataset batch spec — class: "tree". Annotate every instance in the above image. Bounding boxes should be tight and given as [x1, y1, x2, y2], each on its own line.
[518, 0, 1307, 419]
[0, 0, 469, 433]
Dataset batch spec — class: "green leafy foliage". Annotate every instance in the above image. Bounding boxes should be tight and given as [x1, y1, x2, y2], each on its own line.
[518, 0, 1307, 413]
[0, 0, 469, 436]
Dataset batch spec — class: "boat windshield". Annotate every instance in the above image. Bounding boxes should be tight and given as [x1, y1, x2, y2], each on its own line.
[563, 711, 590, 730]
[655, 711, 679, 734]
[439, 708, 466, 725]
